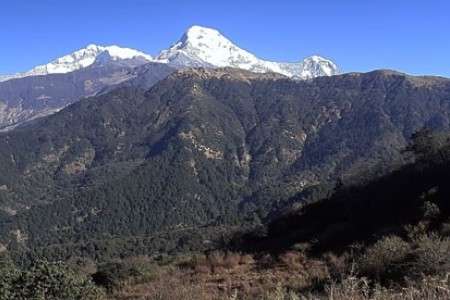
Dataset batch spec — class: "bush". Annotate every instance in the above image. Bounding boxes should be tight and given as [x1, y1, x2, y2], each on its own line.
[408, 233, 450, 276]
[358, 235, 411, 280]
[92, 261, 141, 292]
[13, 260, 102, 300]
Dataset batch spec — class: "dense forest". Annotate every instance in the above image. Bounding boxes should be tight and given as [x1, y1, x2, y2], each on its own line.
[0, 68, 450, 265]
[2, 127, 450, 299]
[0, 67, 450, 299]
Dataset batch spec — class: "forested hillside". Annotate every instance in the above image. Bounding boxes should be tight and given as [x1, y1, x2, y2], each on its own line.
[0, 68, 450, 262]
[98, 128, 450, 300]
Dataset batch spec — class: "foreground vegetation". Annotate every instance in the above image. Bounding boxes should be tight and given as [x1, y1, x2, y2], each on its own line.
[0, 256, 102, 300]
[108, 245, 450, 300]
[4, 237, 450, 300]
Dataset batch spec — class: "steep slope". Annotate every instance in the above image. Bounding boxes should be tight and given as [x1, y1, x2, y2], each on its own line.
[236, 129, 450, 256]
[0, 68, 449, 258]
[157, 25, 341, 79]
[0, 61, 178, 131]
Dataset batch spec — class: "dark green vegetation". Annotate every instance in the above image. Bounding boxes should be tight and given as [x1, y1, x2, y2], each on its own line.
[39, 129, 449, 300]
[102, 129, 450, 299]
[1, 67, 450, 265]
[0, 254, 102, 300]
[236, 128, 450, 254]
[209, 128, 450, 299]
[233, 128, 450, 253]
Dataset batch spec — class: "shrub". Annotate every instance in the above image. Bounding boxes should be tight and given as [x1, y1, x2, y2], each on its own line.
[279, 251, 306, 271]
[262, 283, 301, 300]
[408, 233, 450, 276]
[358, 235, 411, 280]
[92, 261, 141, 292]
[13, 260, 102, 300]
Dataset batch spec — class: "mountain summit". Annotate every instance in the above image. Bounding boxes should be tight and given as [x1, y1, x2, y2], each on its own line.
[0, 25, 341, 82]
[0, 45, 153, 82]
[156, 25, 341, 79]
[25, 44, 153, 76]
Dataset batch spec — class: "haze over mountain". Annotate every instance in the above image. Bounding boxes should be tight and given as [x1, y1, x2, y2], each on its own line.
[0, 25, 341, 131]
[0, 61, 179, 131]
[1, 67, 450, 258]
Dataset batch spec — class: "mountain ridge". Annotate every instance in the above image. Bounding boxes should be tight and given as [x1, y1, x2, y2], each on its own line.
[1, 67, 450, 256]
[0, 61, 179, 131]
[0, 25, 341, 82]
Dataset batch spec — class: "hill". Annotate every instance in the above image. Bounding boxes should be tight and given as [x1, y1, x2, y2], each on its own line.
[0, 68, 450, 261]
[0, 61, 178, 130]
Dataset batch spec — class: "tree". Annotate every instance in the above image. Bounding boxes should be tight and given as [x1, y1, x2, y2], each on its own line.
[0, 253, 19, 300]
[404, 128, 450, 165]
[13, 260, 102, 300]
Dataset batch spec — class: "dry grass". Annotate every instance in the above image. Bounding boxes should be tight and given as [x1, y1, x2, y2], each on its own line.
[111, 252, 288, 299]
[108, 244, 450, 300]
[109, 251, 330, 300]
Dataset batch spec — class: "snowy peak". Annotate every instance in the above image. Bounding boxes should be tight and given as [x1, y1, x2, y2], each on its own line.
[0, 44, 155, 82]
[156, 25, 277, 72]
[156, 25, 341, 79]
[297, 55, 341, 79]
[25, 44, 153, 76]
[157, 25, 260, 69]
[96, 45, 153, 62]
[0, 25, 341, 82]
[180, 25, 223, 47]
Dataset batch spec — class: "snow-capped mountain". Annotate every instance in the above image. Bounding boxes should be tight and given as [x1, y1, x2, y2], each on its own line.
[25, 44, 153, 76]
[0, 45, 153, 82]
[156, 25, 341, 79]
[0, 25, 341, 83]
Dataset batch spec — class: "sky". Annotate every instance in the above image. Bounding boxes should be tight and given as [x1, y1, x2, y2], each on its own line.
[0, 0, 449, 77]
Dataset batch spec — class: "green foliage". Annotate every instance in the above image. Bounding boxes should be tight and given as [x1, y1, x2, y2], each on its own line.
[92, 261, 141, 292]
[10, 260, 102, 300]
[8, 260, 102, 300]
[0, 253, 19, 300]
[404, 127, 450, 164]
[1, 69, 450, 264]
[237, 129, 450, 256]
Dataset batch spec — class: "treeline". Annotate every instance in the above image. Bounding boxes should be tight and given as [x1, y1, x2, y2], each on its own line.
[9, 224, 243, 266]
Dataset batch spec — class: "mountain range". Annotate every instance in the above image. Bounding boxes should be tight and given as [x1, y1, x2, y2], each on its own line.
[0, 61, 179, 131]
[0, 25, 341, 131]
[1, 67, 450, 259]
[2, 24, 450, 265]
[155, 26, 340, 79]
[0, 25, 340, 82]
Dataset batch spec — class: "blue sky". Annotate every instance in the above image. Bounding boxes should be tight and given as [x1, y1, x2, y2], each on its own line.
[1, 0, 449, 76]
